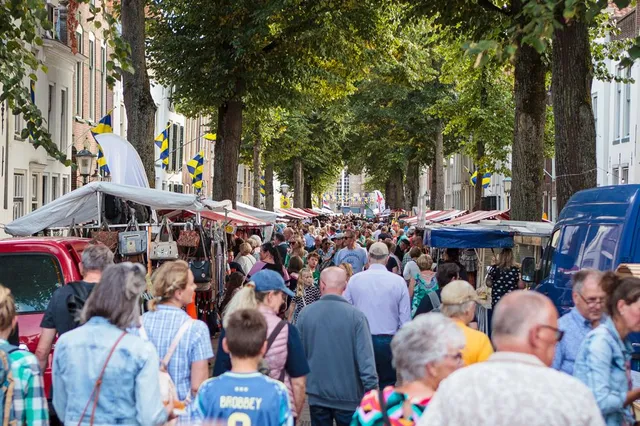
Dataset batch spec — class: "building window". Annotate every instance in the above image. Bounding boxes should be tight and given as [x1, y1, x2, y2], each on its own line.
[75, 61, 83, 117]
[62, 176, 69, 195]
[615, 68, 622, 144]
[592, 93, 597, 137]
[100, 45, 107, 117]
[89, 39, 95, 120]
[47, 84, 55, 135]
[52, 175, 59, 200]
[170, 123, 178, 172]
[13, 113, 22, 138]
[76, 30, 83, 54]
[31, 173, 38, 211]
[42, 174, 49, 205]
[613, 167, 620, 185]
[13, 173, 25, 219]
[624, 68, 631, 139]
[178, 125, 184, 171]
[622, 166, 629, 184]
[60, 89, 67, 150]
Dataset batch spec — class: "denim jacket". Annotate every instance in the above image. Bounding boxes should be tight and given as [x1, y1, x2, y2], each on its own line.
[52, 317, 168, 426]
[573, 317, 634, 426]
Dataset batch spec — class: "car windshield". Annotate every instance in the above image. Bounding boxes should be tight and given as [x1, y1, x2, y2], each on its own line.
[0, 254, 63, 313]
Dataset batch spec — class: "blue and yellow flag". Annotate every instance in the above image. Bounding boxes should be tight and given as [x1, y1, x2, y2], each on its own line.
[96, 143, 110, 174]
[203, 133, 217, 141]
[260, 175, 266, 196]
[470, 171, 491, 188]
[187, 150, 204, 191]
[155, 127, 170, 170]
[91, 113, 113, 136]
[30, 80, 35, 103]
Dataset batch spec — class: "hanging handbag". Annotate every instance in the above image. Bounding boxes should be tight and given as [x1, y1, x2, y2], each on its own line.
[177, 223, 201, 248]
[119, 217, 148, 256]
[150, 219, 179, 260]
[190, 260, 212, 284]
[91, 222, 119, 252]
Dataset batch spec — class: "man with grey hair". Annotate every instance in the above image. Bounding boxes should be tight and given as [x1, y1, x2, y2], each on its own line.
[440, 280, 493, 365]
[418, 291, 605, 426]
[344, 242, 410, 389]
[36, 243, 115, 371]
[552, 269, 605, 375]
[297, 267, 377, 425]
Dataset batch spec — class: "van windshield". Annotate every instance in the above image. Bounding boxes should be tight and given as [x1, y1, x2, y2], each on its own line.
[0, 254, 63, 313]
[553, 224, 621, 288]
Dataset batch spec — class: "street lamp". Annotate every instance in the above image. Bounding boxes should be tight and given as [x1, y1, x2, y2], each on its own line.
[503, 177, 512, 209]
[280, 183, 290, 196]
[76, 149, 96, 185]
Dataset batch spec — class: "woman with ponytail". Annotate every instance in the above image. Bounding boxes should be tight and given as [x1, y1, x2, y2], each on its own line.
[141, 260, 213, 424]
[574, 271, 640, 426]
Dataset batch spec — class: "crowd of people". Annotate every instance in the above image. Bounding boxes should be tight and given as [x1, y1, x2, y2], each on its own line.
[3, 216, 640, 425]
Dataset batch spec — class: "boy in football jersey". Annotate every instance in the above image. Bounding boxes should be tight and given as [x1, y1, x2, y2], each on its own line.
[196, 309, 293, 426]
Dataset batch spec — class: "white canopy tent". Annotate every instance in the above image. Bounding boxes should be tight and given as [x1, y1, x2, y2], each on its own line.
[5, 182, 232, 236]
[235, 202, 280, 223]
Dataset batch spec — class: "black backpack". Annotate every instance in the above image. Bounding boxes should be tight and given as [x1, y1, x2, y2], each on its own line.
[66, 282, 92, 329]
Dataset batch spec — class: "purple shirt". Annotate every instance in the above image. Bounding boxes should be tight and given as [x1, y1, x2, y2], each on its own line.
[343, 264, 411, 335]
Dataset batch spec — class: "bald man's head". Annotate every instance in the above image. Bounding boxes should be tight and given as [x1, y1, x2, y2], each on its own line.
[492, 291, 560, 366]
[320, 267, 347, 295]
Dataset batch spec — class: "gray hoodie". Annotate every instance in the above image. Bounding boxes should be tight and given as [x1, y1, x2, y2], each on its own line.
[296, 294, 378, 411]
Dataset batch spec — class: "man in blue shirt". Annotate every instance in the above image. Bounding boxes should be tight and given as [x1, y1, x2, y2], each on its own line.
[552, 269, 605, 375]
[197, 309, 293, 426]
[333, 230, 368, 273]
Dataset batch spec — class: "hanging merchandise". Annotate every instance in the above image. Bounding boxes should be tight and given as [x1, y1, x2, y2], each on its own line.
[118, 216, 147, 256]
[150, 218, 179, 260]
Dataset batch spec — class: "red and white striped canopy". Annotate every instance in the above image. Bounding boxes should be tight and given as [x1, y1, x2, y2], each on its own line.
[442, 209, 510, 225]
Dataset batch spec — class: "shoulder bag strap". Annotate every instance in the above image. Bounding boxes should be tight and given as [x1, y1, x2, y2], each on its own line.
[377, 389, 392, 426]
[266, 320, 287, 353]
[77, 331, 127, 426]
[138, 325, 149, 341]
[161, 320, 193, 370]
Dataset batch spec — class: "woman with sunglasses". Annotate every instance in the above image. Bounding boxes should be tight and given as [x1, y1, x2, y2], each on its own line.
[352, 313, 464, 425]
[574, 272, 640, 426]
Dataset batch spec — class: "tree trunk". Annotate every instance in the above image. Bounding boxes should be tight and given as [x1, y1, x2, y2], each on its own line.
[434, 121, 445, 210]
[304, 180, 312, 208]
[213, 92, 243, 207]
[474, 75, 488, 211]
[265, 162, 274, 211]
[121, 0, 156, 187]
[405, 157, 420, 211]
[252, 131, 262, 207]
[293, 158, 304, 208]
[385, 168, 405, 210]
[553, 17, 596, 212]
[511, 44, 546, 221]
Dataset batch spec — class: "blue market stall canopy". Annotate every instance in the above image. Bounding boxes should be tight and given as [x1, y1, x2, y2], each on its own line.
[424, 226, 514, 249]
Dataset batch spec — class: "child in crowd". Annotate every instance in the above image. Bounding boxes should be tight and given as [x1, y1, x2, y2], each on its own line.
[196, 309, 293, 426]
[306, 252, 320, 286]
[288, 268, 322, 324]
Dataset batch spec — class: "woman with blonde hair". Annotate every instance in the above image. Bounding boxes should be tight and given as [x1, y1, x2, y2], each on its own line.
[236, 242, 257, 276]
[53, 263, 170, 425]
[0, 285, 49, 424]
[288, 267, 321, 323]
[140, 260, 213, 424]
[212, 270, 310, 422]
[410, 254, 437, 316]
[286, 238, 308, 267]
[487, 248, 521, 309]
[339, 262, 354, 281]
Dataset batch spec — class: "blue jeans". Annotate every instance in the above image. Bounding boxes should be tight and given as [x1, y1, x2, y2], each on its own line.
[372, 334, 396, 389]
[309, 405, 354, 426]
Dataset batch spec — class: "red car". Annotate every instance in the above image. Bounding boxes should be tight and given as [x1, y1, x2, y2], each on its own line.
[0, 237, 91, 396]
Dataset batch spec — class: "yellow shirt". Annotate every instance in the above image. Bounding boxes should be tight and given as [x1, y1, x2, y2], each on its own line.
[454, 319, 494, 365]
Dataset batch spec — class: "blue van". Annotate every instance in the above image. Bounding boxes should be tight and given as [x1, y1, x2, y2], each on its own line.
[526, 185, 640, 362]
[530, 185, 638, 311]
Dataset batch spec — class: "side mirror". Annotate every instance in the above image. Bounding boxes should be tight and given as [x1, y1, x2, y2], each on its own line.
[521, 257, 536, 282]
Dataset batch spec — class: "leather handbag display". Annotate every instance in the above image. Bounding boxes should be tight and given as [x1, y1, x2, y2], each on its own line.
[150, 219, 179, 261]
[190, 260, 212, 284]
[119, 217, 148, 256]
[177, 223, 201, 248]
[91, 222, 119, 252]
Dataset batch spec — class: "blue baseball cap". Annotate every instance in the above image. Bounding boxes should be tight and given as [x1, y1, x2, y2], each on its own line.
[252, 269, 295, 297]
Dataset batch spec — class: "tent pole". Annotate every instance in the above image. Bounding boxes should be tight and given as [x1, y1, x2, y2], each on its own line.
[97, 191, 102, 227]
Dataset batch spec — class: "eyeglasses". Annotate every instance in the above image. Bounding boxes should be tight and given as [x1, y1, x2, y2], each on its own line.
[537, 324, 564, 342]
[443, 352, 463, 363]
[577, 291, 605, 307]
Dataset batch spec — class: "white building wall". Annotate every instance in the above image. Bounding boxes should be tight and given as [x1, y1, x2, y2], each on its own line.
[0, 38, 75, 238]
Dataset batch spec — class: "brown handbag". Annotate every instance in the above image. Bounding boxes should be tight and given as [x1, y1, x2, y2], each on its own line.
[177, 223, 200, 248]
[91, 222, 119, 252]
